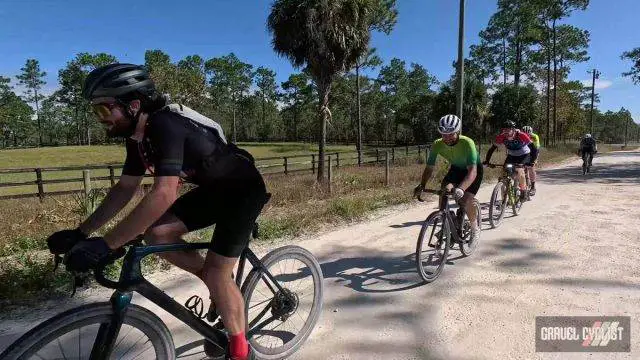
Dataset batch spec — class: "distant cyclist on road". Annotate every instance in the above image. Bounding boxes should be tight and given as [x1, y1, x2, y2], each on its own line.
[579, 133, 598, 168]
[413, 114, 483, 243]
[522, 125, 540, 196]
[483, 121, 538, 201]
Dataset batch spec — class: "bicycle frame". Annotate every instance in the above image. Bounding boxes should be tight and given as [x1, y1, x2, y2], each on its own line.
[493, 163, 529, 204]
[91, 241, 287, 358]
[432, 192, 465, 244]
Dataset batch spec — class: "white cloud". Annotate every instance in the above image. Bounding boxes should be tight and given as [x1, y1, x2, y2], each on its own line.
[580, 79, 613, 90]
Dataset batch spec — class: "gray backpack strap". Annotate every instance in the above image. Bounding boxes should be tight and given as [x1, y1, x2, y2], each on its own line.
[164, 103, 228, 144]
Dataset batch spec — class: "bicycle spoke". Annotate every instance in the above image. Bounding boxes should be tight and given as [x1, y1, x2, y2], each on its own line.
[249, 297, 272, 310]
[117, 331, 146, 359]
[57, 337, 69, 360]
[114, 323, 134, 350]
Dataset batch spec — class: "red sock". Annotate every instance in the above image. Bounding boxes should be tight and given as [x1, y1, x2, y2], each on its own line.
[229, 332, 249, 360]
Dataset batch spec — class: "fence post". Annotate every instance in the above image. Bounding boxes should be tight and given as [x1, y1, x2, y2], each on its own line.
[335, 152, 340, 168]
[385, 151, 390, 186]
[311, 154, 316, 174]
[376, 149, 380, 164]
[35, 168, 44, 201]
[83, 170, 92, 214]
[418, 145, 422, 162]
[425, 146, 430, 164]
[83, 170, 91, 196]
[405, 145, 409, 156]
[327, 156, 332, 194]
[392, 147, 395, 164]
[108, 165, 115, 186]
[284, 157, 288, 175]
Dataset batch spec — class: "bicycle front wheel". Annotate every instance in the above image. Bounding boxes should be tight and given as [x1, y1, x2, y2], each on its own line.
[489, 182, 507, 228]
[241, 245, 323, 360]
[416, 212, 450, 283]
[0, 303, 175, 360]
[460, 199, 482, 257]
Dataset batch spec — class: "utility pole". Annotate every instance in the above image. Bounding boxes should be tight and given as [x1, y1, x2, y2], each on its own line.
[456, 0, 466, 120]
[588, 69, 600, 135]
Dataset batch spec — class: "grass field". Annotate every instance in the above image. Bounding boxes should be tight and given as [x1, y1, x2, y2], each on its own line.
[0, 142, 355, 168]
[0, 142, 355, 197]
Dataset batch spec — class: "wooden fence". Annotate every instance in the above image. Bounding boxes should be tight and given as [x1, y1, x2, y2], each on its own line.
[0, 144, 431, 200]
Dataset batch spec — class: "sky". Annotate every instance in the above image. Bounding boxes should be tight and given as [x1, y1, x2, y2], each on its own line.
[1, 0, 638, 123]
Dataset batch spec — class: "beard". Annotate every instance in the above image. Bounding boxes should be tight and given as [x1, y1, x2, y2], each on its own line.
[105, 117, 134, 138]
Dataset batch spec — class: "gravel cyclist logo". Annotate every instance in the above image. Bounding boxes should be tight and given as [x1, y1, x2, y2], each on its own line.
[536, 316, 630, 352]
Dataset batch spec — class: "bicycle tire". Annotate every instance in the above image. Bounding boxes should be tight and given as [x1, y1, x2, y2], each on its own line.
[0, 302, 175, 360]
[240, 245, 323, 360]
[415, 212, 450, 283]
[489, 182, 507, 228]
[460, 199, 481, 257]
[511, 184, 523, 216]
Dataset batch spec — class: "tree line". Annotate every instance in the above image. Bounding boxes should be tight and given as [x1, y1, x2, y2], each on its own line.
[1, 0, 638, 165]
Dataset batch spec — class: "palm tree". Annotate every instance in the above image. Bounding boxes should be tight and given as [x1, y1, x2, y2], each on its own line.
[268, 0, 372, 183]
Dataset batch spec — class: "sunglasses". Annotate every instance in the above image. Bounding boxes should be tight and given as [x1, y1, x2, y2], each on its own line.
[91, 102, 122, 120]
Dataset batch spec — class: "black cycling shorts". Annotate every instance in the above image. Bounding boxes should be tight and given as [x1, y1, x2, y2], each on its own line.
[505, 153, 532, 166]
[168, 179, 268, 258]
[441, 164, 483, 195]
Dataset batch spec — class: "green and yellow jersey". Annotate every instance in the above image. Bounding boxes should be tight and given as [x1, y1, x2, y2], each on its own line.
[530, 133, 541, 149]
[426, 135, 481, 170]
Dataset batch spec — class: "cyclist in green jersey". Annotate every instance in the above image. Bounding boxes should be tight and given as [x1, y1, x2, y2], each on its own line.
[414, 114, 483, 243]
[522, 125, 539, 195]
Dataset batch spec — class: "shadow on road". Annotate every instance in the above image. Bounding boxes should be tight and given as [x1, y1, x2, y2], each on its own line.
[320, 248, 425, 293]
[479, 238, 564, 271]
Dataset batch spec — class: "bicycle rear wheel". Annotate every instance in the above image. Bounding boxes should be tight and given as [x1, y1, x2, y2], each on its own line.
[0, 303, 175, 360]
[415, 212, 450, 283]
[241, 245, 323, 360]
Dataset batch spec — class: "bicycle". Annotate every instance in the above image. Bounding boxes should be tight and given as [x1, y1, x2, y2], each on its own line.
[1, 217, 324, 360]
[415, 189, 481, 283]
[580, 149, 595, 175]
[485, 163, 531, 228]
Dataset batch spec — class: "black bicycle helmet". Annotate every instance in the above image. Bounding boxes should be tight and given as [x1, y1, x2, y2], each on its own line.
[82, 63, 155, 100]
[503, 120, 516, 129]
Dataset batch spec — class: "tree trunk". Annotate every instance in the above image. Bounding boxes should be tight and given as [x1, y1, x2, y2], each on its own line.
[35, 89, 42, 146]
[293, 108, 298, 141]
[85, 111, 91, 146]
[514, 36, 521, 88]
[552, 18, 558, 146]
[316, 77, 331, 183]
[502, 37, 507, 85]
[75, 106, 81, 145]
[356, 63, 363, 165]
[546, 29, 551, 147]
[232, 104, 237, 143]
[261, 95, 266, 141]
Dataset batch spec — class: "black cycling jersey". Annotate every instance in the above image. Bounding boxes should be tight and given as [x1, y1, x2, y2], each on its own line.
[122, 109, 259, 185]
[580, 137, 596, 150]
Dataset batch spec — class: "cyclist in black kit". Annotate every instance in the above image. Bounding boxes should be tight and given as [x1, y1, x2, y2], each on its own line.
[45, 63, 263, 360]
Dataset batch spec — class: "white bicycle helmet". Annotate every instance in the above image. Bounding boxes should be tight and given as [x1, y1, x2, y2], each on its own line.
[438, 114, 462, 134]
[585, 133, 592, 138]
[523, 126, 533, 134]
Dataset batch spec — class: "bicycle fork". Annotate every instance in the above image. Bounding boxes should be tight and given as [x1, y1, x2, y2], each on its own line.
[89, 291, 133, 359]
